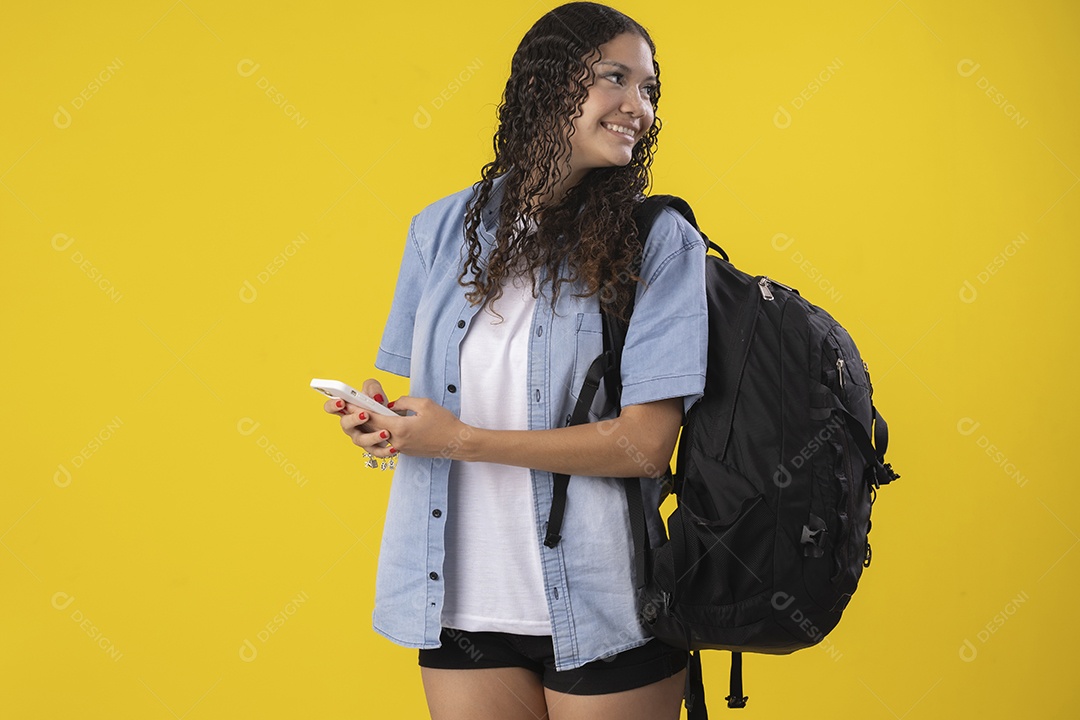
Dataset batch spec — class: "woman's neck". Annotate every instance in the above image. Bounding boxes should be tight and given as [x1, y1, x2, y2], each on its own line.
[522, 164, 587, 212]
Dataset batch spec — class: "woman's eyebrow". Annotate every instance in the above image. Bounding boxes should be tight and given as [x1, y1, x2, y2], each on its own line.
[595, 60, 657, 83]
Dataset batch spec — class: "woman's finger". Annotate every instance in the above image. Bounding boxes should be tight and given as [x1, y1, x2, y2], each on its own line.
[353, 426, 392, 448]
[340, 410, 373, 433]
[323, 397, 351, 414]
[340, 411, 396, 450]
[351, 426, 396, 456]
[360, 438, 397, 459]
[362, 378, 389, 408]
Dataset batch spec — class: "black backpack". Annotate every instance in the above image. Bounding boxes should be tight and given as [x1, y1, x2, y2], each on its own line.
[544, 195, 900, 717]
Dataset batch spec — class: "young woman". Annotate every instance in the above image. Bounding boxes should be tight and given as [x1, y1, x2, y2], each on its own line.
[323, 3, 708, 718]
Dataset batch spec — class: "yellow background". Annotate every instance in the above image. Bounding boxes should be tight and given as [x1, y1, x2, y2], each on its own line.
[3, 0, 1077, 717]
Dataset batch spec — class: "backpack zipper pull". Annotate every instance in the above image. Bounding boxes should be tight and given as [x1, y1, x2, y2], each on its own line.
[758, 277, 774, 301]
[766, 276, 795, 292]
[837, 357, 845, 388]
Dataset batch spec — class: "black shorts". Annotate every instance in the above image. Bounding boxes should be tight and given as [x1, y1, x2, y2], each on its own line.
[417, 627, 688, 695]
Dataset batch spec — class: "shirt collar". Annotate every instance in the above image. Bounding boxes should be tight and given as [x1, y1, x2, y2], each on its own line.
[480, 171, 512, 234]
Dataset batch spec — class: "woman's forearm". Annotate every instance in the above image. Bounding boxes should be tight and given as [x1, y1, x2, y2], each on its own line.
[455, 413, 671, 479]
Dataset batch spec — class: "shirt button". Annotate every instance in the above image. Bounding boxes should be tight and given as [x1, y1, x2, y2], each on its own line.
[429, 572, 439, 581]
[536, 325, 543, 337]
[448, 384, 457, 393]
[432, 508, 442, 518]
[535, 389, 540, 402]
[457, 320, 465, 328]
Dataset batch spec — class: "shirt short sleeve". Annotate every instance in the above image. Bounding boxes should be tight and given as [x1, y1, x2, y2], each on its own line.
[618, 206, 708, 417]
[375, 215, 430, 378]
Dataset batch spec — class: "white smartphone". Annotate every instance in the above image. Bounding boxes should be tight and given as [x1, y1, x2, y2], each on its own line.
[310, 378, 397, 416]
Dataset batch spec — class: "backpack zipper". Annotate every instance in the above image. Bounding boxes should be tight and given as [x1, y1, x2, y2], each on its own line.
[837, 425, 856, 585]
[836, 357, 845, 390]
[757, 277, 773, 300]
[757, 276, 795, 301]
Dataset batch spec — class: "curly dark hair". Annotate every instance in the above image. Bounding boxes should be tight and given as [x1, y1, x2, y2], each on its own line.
[458, 1, 662, 324]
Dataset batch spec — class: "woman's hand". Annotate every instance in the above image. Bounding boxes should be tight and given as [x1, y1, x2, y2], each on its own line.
[365, 395, 475, 460]
[323, 378, 401, 460]
[323, 378, 473, 461]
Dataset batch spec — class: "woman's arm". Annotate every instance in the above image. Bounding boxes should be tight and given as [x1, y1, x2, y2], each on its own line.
[342, 394, 685, 479]
[460, 396, 684, 479]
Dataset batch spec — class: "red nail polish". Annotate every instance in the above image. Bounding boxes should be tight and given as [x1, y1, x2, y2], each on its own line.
[358, 412, 366, 421]
[374, 394, 384, 403]
[387, 401, 395, 408]
[379, 430, 388, 439]
[335, 400, 343, 408]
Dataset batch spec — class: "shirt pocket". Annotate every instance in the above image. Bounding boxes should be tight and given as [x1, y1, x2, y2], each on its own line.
[569, 312, 613, 419]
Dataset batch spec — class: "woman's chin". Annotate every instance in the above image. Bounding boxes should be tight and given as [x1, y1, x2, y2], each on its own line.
[598, 153, 635, 169]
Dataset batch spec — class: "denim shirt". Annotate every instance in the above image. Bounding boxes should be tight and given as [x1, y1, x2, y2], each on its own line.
[372, 171, 708, 671]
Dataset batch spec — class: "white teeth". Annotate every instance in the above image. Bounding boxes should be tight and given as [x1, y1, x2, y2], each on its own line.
[602, 122, 634, 137]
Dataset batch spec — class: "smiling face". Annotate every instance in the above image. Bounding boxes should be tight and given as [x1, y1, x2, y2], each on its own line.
[565, 32, 657, 186]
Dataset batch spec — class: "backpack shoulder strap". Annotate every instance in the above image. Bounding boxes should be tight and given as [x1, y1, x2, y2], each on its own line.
[640, 194, 726, 259]
[544, 195, 705, 552]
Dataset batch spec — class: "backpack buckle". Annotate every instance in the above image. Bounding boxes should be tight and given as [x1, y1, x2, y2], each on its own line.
[800, 513, 827, 558]
[726, 693, 749, 709]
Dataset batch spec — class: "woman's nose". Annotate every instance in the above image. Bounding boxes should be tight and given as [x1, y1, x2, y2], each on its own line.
[621, 87, 651, 118]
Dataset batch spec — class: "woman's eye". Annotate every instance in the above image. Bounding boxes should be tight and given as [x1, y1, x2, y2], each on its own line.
[607, 73, 657, 98]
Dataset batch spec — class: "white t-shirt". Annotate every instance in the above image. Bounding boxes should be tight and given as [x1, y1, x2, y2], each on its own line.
[441, 228, 552, 635]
